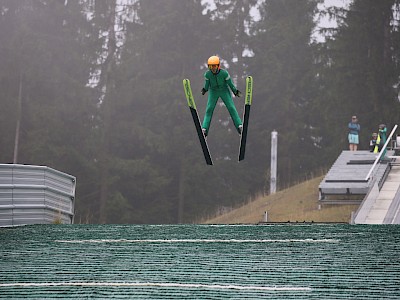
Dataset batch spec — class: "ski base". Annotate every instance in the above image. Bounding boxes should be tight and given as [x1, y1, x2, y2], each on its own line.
[183, 79, 213, 165]
[239, 76, 253, 161]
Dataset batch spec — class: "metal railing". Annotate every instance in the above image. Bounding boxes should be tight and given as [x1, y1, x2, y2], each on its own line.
[365, 124, 398, 181]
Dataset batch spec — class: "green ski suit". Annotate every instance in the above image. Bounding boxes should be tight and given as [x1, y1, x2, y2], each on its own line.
[202, 69, 242, 135]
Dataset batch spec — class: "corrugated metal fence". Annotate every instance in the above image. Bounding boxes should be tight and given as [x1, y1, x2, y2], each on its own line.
[0, 164, 75, 226]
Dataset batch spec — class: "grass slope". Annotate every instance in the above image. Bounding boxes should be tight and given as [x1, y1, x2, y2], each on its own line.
[203, 176, 358, 224]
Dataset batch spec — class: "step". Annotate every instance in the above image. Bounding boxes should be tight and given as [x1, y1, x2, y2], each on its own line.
[371, 199, 392, 210]
[377, 191, 398, 200]
[363, 218, 383, 224]
[380, 182, 400, 191]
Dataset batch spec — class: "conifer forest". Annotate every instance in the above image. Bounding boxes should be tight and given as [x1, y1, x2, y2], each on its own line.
[1, 0, 400, 223]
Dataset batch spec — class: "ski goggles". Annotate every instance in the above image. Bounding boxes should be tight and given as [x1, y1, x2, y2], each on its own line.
[208, 64, 219, 69]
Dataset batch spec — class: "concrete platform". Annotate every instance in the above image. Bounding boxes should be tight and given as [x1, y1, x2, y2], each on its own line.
[319, 151, 393, 204]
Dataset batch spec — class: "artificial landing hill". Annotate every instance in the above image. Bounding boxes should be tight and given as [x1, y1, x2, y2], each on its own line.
[203, 176, 358, 224]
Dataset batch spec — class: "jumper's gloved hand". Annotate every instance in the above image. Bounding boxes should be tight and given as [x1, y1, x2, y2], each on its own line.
[201, 88, 207, 95]
[234, 90, 241, 97]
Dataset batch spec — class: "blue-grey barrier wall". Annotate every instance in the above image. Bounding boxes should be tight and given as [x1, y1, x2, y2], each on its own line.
[0, 164, 76, 226]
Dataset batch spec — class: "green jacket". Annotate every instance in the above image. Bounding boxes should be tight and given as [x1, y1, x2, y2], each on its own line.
[203, 69, 237, 94]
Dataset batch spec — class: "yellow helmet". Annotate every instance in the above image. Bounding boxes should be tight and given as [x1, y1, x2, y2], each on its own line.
[207, 55, 220, 66]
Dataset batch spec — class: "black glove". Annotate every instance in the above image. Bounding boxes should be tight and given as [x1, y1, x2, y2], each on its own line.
[201, 88, 207, 95]
[234, 90, 242, 97]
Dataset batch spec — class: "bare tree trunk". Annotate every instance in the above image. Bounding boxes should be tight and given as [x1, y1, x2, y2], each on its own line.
[382, 2, 391, 66]
[99, 1, 117, 223]
[177, 161, 185, 223]
[13, 73, 23, 164]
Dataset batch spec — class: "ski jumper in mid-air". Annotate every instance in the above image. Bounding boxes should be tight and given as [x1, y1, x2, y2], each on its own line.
[201, 55, 242, 137]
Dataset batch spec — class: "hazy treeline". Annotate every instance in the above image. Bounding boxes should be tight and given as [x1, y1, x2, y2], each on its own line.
[0, 0, 399, 223]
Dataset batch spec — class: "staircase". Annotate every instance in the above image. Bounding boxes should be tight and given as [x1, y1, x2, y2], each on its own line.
[355, 160, 400, 224]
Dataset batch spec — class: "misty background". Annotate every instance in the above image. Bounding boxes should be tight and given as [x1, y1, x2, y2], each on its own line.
[0, 0, 399, 223]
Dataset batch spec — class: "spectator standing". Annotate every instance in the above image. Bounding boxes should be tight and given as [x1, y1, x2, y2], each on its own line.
[373, 124, 387, 156]
[379, 124, 387, 157]
[348, 116, 360, 151]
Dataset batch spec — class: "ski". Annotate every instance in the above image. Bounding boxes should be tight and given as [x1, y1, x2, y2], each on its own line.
[238, 76, 253, 161]
[183, 79, 213, 165]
